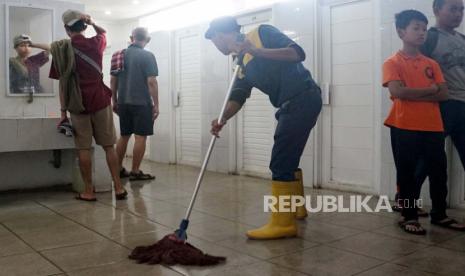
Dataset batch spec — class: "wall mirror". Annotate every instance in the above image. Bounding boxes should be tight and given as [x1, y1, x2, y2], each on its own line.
[6, 5, 55, 97]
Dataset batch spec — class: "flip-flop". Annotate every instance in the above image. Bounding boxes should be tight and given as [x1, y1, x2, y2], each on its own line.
[120, 167, 130, 178]
[115, 190, 128, 200]
[398, 220, 426, 235]
[431, 218, 465, 231]
[75, 194, 97, 202]
[129, 171, 156, 181]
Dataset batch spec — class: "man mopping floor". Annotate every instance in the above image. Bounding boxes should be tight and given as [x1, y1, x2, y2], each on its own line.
[129, 17, 322, 268]
[207, 16, 322, 240]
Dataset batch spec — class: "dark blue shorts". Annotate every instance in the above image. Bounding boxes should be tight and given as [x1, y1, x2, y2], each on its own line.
[118, 104, 154, 136]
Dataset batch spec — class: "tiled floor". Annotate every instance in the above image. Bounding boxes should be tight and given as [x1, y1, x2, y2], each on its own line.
[1, 162, 465, 276]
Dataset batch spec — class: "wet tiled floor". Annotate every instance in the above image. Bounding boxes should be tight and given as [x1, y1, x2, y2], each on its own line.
[1, 162, 465, 275]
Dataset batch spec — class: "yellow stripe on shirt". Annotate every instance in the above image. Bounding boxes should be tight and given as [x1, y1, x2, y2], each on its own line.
[238, 26, 263, 79]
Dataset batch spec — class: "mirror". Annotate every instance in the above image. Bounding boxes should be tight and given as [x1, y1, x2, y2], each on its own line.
[6, 5, 55, 96]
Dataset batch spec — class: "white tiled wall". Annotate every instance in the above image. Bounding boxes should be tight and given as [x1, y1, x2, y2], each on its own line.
[137, 0, 318, 183]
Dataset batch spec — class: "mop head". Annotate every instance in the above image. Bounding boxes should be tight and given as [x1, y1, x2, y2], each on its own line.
[129, 234, 226, 266]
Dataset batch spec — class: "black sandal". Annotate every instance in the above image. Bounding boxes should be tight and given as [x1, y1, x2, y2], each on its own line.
[115, 190, 128, 200]
[75, 194, 97, 202]
[129, 171, 155, 181]
[431, 218, 465, 231]
[120, 167, 130, 178]
[398, 220, 426, 235]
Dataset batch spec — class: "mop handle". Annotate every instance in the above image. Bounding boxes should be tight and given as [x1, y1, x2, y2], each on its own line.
[183, 64, 242, 220]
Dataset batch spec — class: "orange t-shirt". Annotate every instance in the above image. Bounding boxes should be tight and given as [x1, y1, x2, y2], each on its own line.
[382, 51, 445, 132]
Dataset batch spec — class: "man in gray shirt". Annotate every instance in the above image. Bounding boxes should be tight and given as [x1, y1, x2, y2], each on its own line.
[111, 27, 159, 181]
[418, 0, 465, 230]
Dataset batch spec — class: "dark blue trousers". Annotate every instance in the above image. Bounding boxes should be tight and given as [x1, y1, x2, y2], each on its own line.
[269, 89, 322, 181]
[441, 100, 465, 167]
[415, 99, 465, 220]
[391, 127, 448, 221]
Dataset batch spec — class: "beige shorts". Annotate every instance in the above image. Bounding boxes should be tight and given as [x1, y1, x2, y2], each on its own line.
[70, 105, 117, 150]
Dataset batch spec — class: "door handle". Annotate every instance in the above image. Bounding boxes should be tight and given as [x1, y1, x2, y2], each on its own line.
[173, 90, 180, 107]
[321, 83, 330, 105]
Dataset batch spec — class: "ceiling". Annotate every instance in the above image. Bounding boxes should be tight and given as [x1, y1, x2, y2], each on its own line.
[61, 0, 191, 21]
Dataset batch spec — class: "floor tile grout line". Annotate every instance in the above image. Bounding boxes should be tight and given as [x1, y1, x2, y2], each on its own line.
[33, 200, 140, 272]
[34, 199, 215, 276]
[308, 213, 398, 231]
[97, 194, 263, 231]
[132, 188, 267, 217]
[435, 242, 465, 254]
[367, 226, 465, 247]
[323, 241, 428, 263]
[386, 244, 435, 263]
[298, 229, 368, 246]
[5, 167, 465, 274]
[382, 245, 448, 275]
[350, 261, 401, 276]
[96, 198, 282, 267]
[282, 241, 391, 264]
[223, 258, 315, 276]
[425, 230, 465, 245]
[96, 184, 404, 271]
[258, 242, 323, 262]
[321, 227, 444, 263]
[0, 220, 66, 274]
[266, 248, 386, 276]
[264, 260, 314, 276]
[273, 222, 445, 264]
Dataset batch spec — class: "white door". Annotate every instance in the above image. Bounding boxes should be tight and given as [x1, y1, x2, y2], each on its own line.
[236, 11, 275, 178]
[320, 0, 375, 193]
[174, 28, 202, 166]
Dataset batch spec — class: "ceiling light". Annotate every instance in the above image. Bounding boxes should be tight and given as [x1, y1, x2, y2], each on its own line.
[133, 0, 140, 4]
[104, 10, 112, 15]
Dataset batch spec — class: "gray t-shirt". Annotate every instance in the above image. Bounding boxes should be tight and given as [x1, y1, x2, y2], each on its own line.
[422, 27, 465, 103]
[115, 44, 158, 105]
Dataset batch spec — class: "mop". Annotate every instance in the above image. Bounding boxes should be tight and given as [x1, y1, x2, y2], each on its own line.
[129, 59, 243, 267]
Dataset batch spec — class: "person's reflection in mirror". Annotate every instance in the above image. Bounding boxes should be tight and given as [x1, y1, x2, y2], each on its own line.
[9, 34, 50, 94]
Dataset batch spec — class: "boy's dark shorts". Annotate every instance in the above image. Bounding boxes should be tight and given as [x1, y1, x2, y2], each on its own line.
[118, 104, 154, 136]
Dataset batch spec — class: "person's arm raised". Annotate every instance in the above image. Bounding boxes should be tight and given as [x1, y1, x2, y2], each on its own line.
[82, 14, 106, 34]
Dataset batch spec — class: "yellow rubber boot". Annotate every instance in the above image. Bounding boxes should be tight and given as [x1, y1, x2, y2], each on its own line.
[246, 180, 298, 240]
[295, 169, 308, 220]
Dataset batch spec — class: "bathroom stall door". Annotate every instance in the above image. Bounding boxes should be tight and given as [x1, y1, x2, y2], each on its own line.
[174, 27, 202, 166]
[320, 0, 376, 193]
[236, 10, 276, 178]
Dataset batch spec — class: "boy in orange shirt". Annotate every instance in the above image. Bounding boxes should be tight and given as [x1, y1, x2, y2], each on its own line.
[383, 10, 453, 234]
